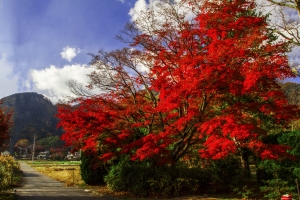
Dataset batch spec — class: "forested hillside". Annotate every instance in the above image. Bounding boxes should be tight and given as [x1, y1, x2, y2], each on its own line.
[281, 82, 300, 106]
[1, 92, 62, 153]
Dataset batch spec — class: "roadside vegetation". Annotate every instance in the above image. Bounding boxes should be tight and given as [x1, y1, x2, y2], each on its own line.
[30, 160, 241, 199]
[32, 161, 83, 186]
[31, 160, 81, 165]
[30, 161, 135, 199]
[30, 135, 300, 200]
[0, 156, 22, 200]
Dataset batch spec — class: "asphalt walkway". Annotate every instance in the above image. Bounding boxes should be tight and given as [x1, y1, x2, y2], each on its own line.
[16, 162, 121, 200]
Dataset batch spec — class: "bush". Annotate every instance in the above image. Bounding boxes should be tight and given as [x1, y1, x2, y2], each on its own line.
[148, 164, 210, 196]
[210, 156, 244, 188]
[104, 158, 212, 197]
[80, 151, 107, 185]
[260, 178, 296, 200]
[257, 131, 300, 199]
[0, 156, 21, 192]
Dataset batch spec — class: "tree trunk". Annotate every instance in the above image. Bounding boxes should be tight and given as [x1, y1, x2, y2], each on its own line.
[241, 150, 251, 179]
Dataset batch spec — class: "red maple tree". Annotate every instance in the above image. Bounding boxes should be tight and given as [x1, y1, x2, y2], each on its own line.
[58, 49, 165, 162]
[57, 0, 300, 169]
[0, 101, 13, 150]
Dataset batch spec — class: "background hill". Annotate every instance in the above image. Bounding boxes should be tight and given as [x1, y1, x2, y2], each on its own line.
[281, 82, 300, 106]
[1, 92, 63, 153]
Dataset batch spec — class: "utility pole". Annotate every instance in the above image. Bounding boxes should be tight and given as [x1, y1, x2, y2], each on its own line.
[31, 134, 36, 164]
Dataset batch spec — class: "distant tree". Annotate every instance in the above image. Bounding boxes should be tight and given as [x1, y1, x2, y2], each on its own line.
[33, 144, 46, 154]
[15, 139, 30, 148]
[281, 82, 300, 105]
[49, 147, 67, 160]
[38, 136, 65, 149]
[14, 139, 32, 156]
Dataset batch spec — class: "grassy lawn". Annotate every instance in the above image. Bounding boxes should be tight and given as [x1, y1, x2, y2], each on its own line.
[30, 160, 81, 165]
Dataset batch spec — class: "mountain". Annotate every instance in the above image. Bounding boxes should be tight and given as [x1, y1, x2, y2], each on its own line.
[1, 92, 63, 153]
[281, 82, 300, 106]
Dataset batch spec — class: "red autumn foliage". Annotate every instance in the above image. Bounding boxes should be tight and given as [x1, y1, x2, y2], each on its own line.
[0, 101, 13, 149]
[57, 0, 300, 165]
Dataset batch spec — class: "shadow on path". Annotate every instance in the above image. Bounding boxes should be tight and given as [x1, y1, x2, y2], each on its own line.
[16, 162, 121, 200]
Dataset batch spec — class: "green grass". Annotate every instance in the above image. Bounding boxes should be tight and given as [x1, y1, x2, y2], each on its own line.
[28, 160, 81, 165]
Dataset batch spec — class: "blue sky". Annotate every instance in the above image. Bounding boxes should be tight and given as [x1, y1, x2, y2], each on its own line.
[0, 0, 137, 102]
[0, 0, 299, 103]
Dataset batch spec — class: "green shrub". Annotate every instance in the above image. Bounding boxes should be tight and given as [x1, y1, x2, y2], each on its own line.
[257, 131, 300, 199]
[210, 156, 244, 188]
[260, 178, 296, 200]
[80, 151, 107, 185]
[0, 156, 21, 192]
[148, 165, 208, 196]
[104, 158, 212, 197]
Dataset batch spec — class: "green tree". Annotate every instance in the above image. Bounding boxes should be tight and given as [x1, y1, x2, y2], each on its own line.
[80, 151, 106, 185]
[259, 130, 300, 199]
[38, 136, 64, 149]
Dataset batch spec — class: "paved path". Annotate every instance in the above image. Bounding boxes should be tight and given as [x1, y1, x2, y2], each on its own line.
[16, 162, 121, 200]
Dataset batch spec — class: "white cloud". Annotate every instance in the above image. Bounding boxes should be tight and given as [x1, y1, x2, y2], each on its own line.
[288, 46, 300, 69]
[129, 0, 148, 22]
[0, 53, 18, 98]
[60, 46, 81, 62]
[28, 64, 97, 103]
[129, 0, 197, 34]
[255, 0, 299, 42]
[131, 56, 150, 73]
[118, 0, 125, 3]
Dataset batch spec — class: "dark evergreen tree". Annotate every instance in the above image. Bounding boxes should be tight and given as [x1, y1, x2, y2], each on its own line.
[80, 151, 107, 185]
